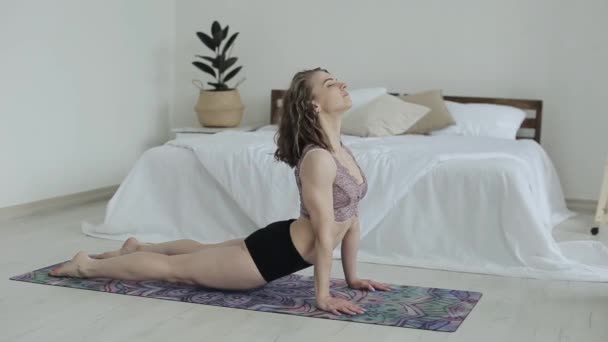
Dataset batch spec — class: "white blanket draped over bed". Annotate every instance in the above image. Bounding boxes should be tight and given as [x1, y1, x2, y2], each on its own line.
[83, 130, 608, 281]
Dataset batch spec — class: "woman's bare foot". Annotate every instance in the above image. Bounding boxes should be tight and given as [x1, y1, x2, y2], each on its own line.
[48, 251, 92, 278]
[91, 237, 140, 259]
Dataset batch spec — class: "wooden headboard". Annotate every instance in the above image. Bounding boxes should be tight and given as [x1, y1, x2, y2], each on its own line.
[270, 89, 543, 143]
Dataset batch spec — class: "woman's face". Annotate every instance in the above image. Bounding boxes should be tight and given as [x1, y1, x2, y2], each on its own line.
[309, 71, 351, 115]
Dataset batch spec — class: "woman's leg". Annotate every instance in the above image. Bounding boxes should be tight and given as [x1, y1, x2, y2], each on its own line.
[49, 242, 267, 290]
[138, 238, 244, 254]
[93, 237, 244, 259]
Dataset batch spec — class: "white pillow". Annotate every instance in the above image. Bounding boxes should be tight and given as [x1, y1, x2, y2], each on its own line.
[343, 87, 387, 118]
[430, 101, 526, 139]
[341, 94, 430, 137]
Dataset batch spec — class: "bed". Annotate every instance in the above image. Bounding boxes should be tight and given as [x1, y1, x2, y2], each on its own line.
[82, 90, 608, 282]
[271, 89, 544, 142]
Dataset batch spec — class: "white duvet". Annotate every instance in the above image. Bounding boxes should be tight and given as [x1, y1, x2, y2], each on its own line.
[83, 130, 608, 281]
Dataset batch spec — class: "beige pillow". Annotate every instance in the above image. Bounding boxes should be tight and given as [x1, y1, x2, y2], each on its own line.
[400, 90, 456, 134]
[341, 94, 430, 137]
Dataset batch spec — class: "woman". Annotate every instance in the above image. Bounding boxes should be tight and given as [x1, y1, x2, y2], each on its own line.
[50, 67, 391, 316]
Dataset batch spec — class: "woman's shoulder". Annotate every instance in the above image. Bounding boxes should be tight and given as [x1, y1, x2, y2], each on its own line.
[299, 143, 324, 159]
[301, 142, 323, 152]
[297, 145, 335, 172]
[298, 150, 337, 185]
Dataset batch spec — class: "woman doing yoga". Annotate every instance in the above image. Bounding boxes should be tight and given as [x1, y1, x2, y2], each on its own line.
[49, 67, 391, 316]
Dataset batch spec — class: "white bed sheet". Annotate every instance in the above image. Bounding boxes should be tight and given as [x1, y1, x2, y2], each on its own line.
[82, 130, 608, 281]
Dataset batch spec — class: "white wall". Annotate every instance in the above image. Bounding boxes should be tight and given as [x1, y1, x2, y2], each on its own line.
[2, 0, 605, 208]
[0, 0, 175, 208]
[174, 0, 608, 201]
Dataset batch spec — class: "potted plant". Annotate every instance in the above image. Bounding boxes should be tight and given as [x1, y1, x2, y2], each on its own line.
[192, 20, 245, 127]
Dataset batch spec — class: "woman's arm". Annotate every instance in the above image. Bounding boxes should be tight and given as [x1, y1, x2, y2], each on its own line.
[299, 149, 337, 302]
[299, 149, 365, 315]
[340, 219, 392, 292]
[342, 217, 391, 291]
[341, 218, 360, 286]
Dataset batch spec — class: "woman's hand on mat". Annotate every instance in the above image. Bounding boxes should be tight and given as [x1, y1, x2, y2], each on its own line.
[347, 278, 392, 292]
[316, 296, 366, 316]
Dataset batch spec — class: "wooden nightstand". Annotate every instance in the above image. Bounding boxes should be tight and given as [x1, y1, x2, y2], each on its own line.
[171, 124, 262, 139]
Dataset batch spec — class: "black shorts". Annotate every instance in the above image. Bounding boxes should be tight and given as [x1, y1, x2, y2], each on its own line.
[244, 218, 313, 282]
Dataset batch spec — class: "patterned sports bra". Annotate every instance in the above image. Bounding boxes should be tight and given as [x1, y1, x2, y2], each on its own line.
[294, 142, 368, 222]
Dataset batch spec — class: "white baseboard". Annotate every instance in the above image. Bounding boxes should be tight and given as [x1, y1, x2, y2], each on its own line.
[566, 198, 598, 214]
[0, 185, 119, 221]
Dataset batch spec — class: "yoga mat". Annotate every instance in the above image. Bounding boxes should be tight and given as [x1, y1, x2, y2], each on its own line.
[10, 262, 482, 332]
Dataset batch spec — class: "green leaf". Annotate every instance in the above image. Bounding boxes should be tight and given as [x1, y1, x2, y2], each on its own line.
[222, 32, 239, 56]
[211, 21, 223, 45]
[196, 32, 216, 51]
[195, 55, 218, 68]
[222, 26, 229, 41]
[219, 57, 237, 73]
[192, 61, 216, 78]
[223, 66, 242, 83]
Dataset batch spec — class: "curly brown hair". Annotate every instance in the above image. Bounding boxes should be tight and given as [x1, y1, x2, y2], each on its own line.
[273, 67, 334, 168]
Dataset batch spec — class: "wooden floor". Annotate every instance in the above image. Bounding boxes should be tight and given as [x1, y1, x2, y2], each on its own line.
[1, 200, 607, 342]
